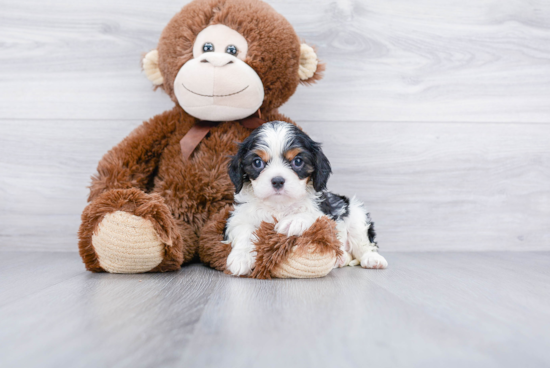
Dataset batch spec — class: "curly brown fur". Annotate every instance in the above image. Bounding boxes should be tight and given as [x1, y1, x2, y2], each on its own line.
[78, 204, 106, 272]
[250, 222, 297, 279]
[198, 205, 234, 271]
[88, 108, 183, 202]
[78, 188, 184, 272]
[292, 216, 342, 258]
[251, 217, 342, 279]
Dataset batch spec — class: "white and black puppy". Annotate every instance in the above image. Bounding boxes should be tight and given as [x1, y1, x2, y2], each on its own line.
[224, 121, 388, 276]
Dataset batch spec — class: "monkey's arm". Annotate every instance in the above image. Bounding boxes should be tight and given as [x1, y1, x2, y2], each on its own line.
[199, 210, 341, 279]
[78, 108, 190, 273]
[88, 108, 182, 202]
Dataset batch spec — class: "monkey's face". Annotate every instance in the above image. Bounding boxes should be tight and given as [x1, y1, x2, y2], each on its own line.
[173, 24, 264, 121]
[144, 0, 324, 122]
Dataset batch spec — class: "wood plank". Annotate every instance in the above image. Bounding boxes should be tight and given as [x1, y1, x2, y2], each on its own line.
[0, 262, 222, 368]
[0, 252, 83, 307]
[1, 252, 549, 367]
[1, 119, 549, 252]
[301, 120, 550, 251]
[1, 0, 549, 122]
[179, 252, 550, 367]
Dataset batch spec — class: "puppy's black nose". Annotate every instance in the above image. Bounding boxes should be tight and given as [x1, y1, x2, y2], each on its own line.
[271, 176, 285, 190]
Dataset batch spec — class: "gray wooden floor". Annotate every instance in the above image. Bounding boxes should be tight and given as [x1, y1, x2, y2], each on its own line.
[1, 251, 549, 368]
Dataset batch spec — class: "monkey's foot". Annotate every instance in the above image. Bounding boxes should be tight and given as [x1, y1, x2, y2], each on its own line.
[92, 211, 165, 273]
[251, 216, 341, 279]
[79, 188, 184, 273]
[270, 245, 336, 278]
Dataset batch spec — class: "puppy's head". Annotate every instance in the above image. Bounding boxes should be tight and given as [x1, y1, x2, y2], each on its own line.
[229, 121, 331, 202]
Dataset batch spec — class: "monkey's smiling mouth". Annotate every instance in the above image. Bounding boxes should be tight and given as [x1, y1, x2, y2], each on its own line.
[182, 84, 249, 98]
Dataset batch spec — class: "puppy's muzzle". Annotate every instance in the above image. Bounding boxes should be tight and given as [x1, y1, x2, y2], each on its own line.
[271, 176, 285, 190]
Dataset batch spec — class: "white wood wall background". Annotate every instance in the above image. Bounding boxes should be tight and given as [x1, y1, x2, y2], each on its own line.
[1, 0, 549, 252]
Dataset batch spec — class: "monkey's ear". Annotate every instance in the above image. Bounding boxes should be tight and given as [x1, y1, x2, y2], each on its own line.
[299, 44, 324, 85]
[142, 49, 164, 86]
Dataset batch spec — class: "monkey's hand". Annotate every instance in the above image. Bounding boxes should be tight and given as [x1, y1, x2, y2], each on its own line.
[78, 188, 183, 273]
[251, 216, 341, 279]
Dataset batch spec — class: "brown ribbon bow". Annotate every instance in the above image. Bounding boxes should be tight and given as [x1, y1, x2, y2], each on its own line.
[180, 110, 266, 160]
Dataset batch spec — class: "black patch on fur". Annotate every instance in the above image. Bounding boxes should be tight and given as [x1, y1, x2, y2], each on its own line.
[366, 212, 378, 248]
[283, 124, 332, 191]
[228, 127, 266, 193]
[319, 192, 350, 221]
[241, 151, 266, 181]
[228, 153, 245, 194]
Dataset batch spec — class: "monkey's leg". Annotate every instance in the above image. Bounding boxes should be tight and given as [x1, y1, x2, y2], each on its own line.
[198, 206, 234, 272]
[198, 212, 342, 279]
[261, 216, 342, 279]
[78, 188, 192, 273]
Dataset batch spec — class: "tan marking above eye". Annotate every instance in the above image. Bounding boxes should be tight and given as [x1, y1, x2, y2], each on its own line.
[254, 149, 270, 162]
[285, 148, 302, 161]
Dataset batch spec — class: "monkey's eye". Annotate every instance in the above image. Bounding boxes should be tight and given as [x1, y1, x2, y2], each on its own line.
[253, 158, 264, 169]
[291, 157, 304, 169]
[202, 42, 214, 52]
[226, 45, 238, 56]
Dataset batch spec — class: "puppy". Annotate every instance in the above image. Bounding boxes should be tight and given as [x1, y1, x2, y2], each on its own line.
[225, 121, 388, 276]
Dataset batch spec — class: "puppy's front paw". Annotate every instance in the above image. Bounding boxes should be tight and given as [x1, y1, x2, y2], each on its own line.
[275, 215, 316, 237]
[227, 249, 256, 276]
[361, 252, 388, 269]
[335, 251, 353, 268]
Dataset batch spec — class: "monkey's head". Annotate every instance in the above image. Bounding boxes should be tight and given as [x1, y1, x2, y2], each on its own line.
[142, 0, 323, 121]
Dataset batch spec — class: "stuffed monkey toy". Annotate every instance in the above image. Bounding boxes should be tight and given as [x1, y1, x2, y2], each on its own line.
[78, 0, 342, 278]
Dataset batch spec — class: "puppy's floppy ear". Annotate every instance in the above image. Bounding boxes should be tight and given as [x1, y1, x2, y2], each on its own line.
[312, 144, 332, 192]
[228, 151, 245, 194]
[229, 130, 260, 194]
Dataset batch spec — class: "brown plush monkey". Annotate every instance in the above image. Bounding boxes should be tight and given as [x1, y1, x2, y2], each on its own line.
[78, 0, 341, 278]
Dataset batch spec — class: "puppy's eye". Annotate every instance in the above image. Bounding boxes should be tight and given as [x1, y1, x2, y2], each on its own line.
[226, 45, 238, 55]
[203, 42, 214, 52]
[253, 158, 264, 169]
[291, 157, 304, 169]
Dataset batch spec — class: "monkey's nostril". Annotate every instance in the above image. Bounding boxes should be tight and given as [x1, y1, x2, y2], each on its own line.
[227, 60, 233, 64]
[271, 176, 285, 190]
[201, 59, 209, 63]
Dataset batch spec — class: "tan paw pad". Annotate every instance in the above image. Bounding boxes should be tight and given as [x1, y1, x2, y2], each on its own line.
[271, 246, 336, 279]
[92, 211, 164, 273]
